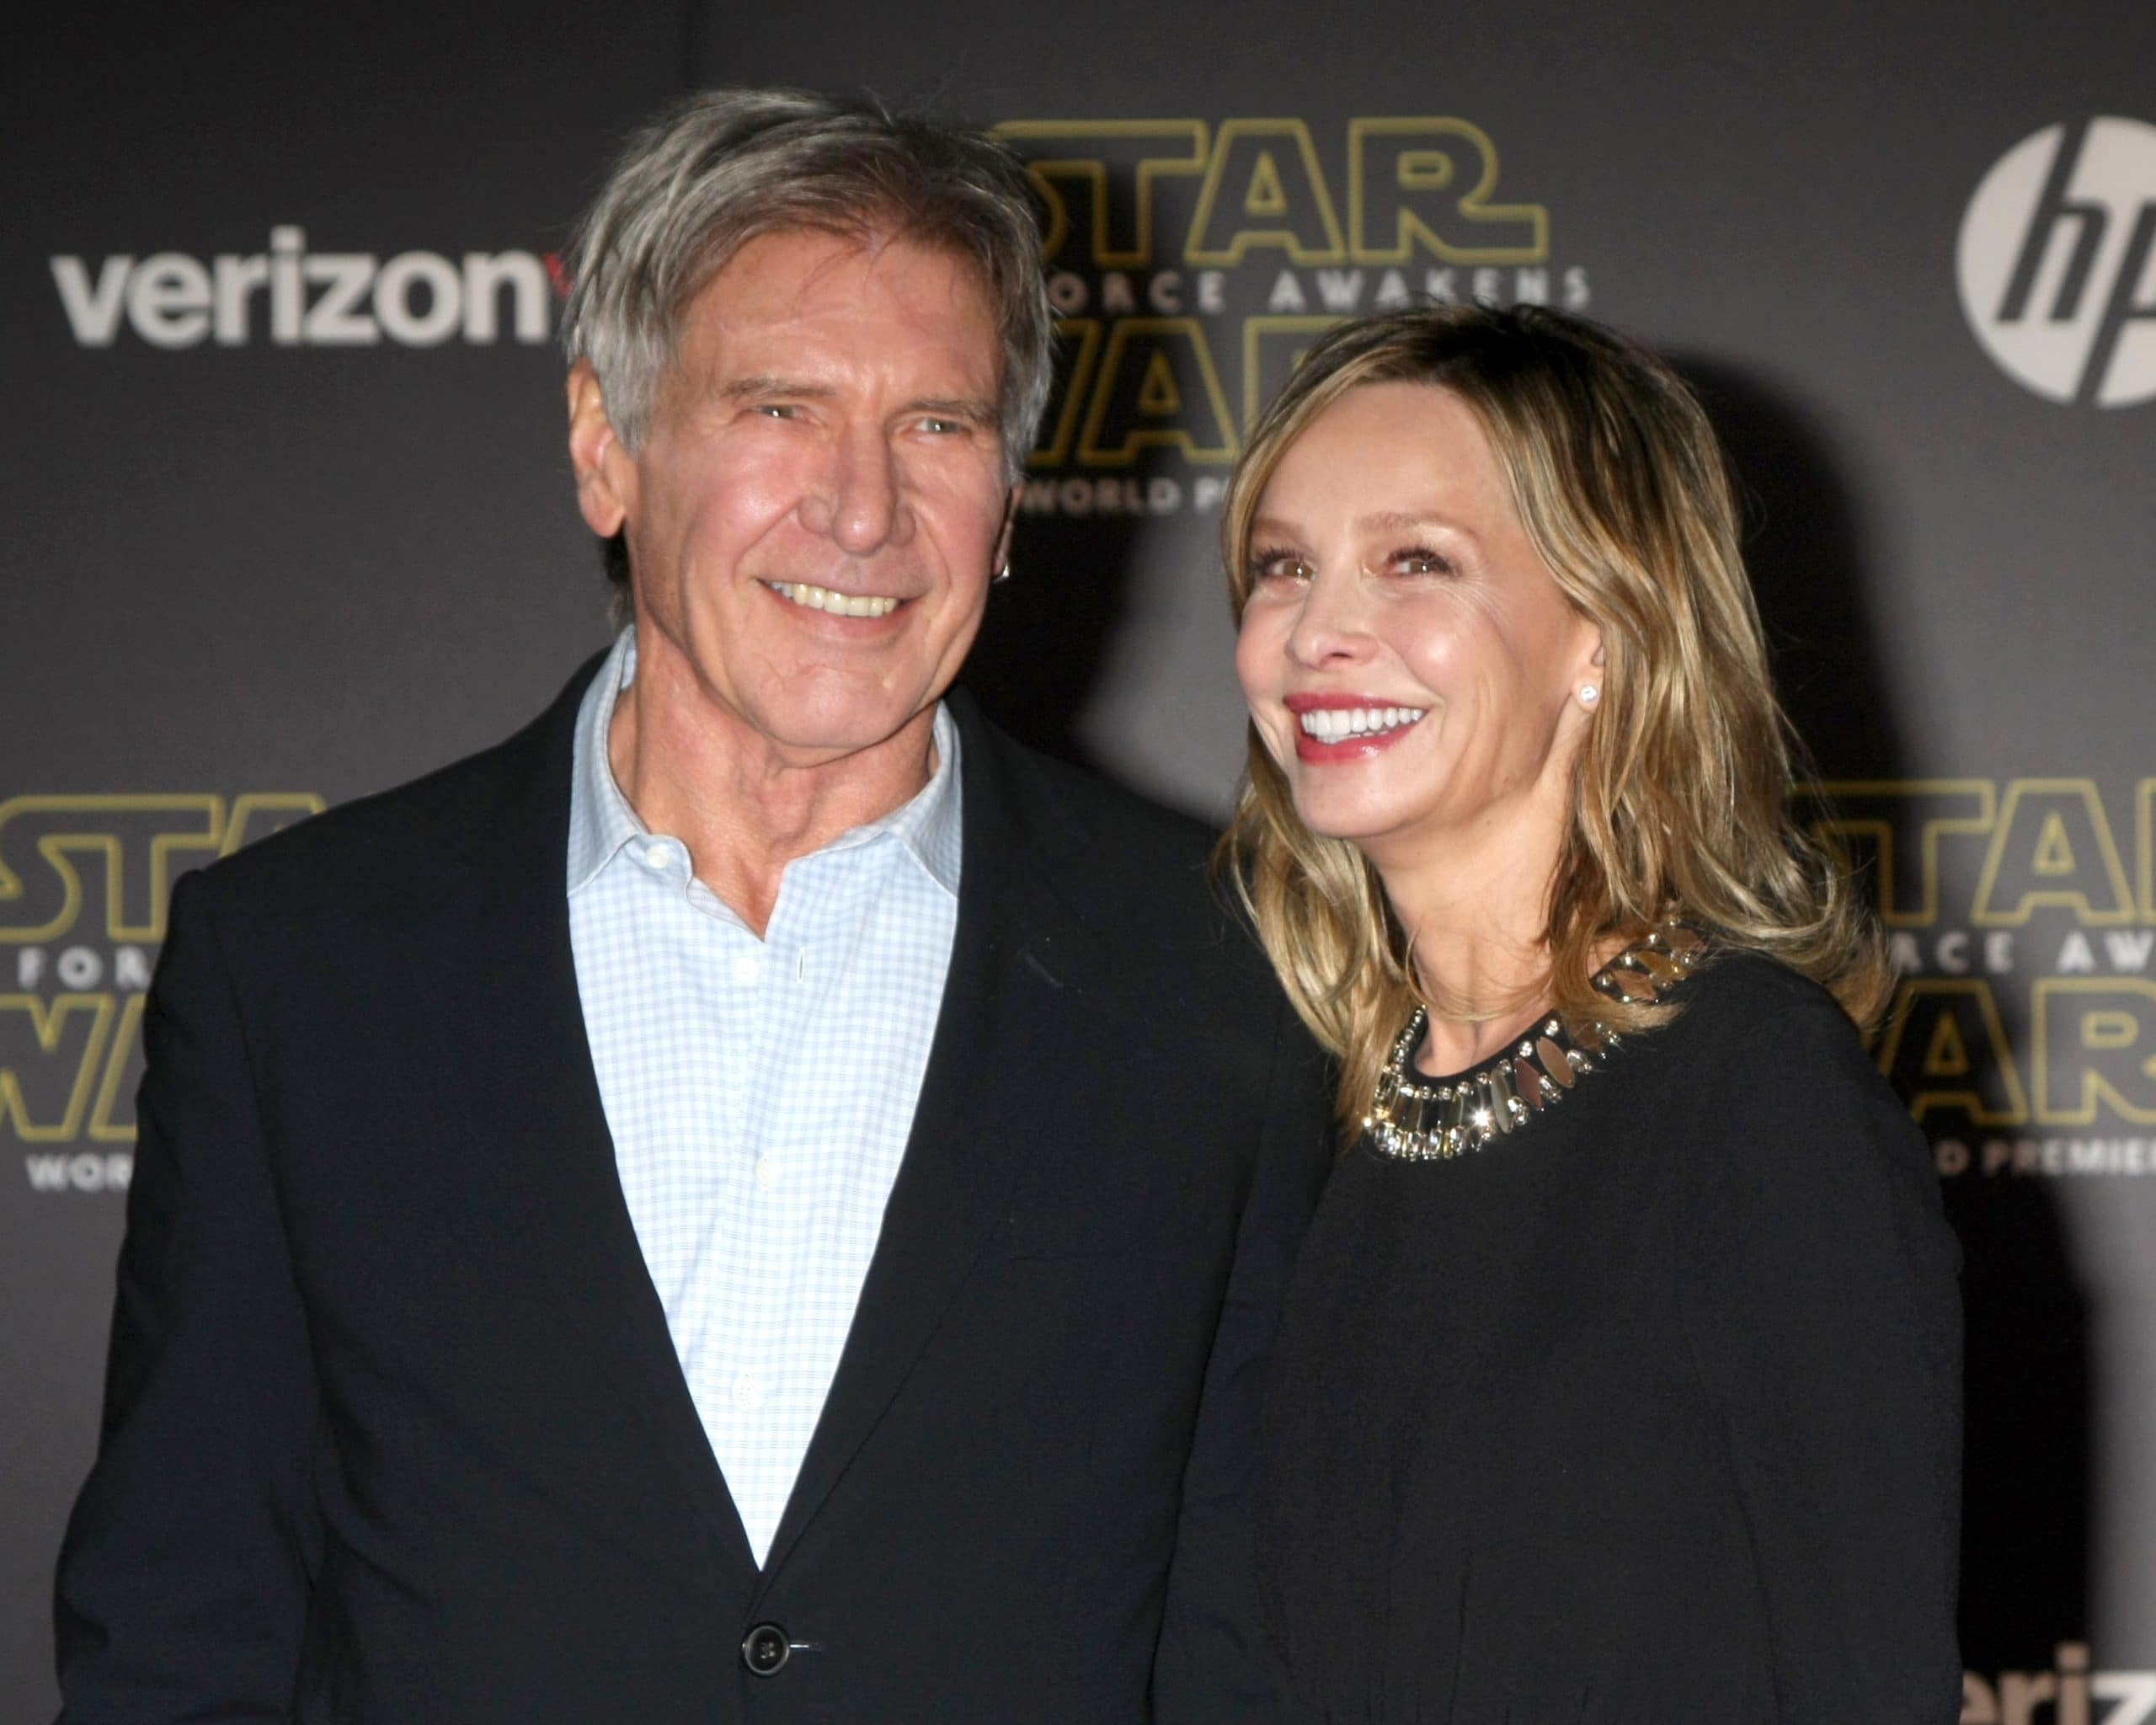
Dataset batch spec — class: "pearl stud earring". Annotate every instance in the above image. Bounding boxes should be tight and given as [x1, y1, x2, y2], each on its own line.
[1579, 684, 1600, 706]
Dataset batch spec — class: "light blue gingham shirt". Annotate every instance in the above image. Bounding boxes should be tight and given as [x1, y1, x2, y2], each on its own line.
[566, 628, 961, 1565]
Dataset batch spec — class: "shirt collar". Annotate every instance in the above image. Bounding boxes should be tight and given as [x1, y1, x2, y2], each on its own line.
[567, 627, 963, 900]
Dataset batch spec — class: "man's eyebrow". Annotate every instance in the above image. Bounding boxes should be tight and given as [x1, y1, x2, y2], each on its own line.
[903, 395, 999, 428]
[715, 378, 996, 428]
[718, 374, 839, 402]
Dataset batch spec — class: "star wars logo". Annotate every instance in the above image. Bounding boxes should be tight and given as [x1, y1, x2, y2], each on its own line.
[992, 118, 1588, 517]
[3, 793, 321, 1192]
[1801, 778, 2156, 1175]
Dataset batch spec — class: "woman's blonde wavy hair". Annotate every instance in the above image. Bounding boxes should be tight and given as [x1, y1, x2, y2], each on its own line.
[1217, 304, 1890, 1127]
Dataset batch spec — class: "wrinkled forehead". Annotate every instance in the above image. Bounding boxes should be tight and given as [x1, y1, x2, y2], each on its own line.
[655, 227, 1001, 406]
[685, 218, 1000, 335]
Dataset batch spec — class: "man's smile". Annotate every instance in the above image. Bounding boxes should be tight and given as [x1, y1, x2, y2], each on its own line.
[761, 579, 905, 618]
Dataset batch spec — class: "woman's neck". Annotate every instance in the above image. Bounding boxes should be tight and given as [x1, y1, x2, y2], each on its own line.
[1372, 801, 1566, 1077]
[1403, 918, 1556, 1076]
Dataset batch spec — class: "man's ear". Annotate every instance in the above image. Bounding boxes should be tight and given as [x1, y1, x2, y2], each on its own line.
[991, 483, 1021, 577]
[568, 359, 631, 537]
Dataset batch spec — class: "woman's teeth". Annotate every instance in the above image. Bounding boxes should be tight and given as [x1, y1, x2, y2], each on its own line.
[1298, 706, 1427, 741]
[768, 580, 900, 617]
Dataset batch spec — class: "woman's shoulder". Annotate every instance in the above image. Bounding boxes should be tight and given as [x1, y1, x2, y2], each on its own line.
[1651, 945, 1938, 1213]
[1659, 944, 1875, 1077]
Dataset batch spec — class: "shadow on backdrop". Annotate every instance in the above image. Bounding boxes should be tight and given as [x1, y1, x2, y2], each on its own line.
[963, 509, 1145, 766]
[1686, 355, 2092, 1668]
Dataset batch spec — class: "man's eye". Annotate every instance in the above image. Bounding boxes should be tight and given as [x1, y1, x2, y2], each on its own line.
[755, 403, 800, 420]
[920, 416, 963, 435]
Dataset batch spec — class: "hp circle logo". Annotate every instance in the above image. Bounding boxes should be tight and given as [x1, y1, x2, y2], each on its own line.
[1956, 117, 2156, 407]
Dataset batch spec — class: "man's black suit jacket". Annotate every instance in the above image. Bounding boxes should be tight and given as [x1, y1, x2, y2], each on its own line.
[55, 661, 1336, 1723]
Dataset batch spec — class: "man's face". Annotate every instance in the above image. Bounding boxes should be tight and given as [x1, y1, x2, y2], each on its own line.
[573, 227, 1013, 765]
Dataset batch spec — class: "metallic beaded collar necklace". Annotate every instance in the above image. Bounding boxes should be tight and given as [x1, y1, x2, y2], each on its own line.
[1364, 923, 1705, 1161]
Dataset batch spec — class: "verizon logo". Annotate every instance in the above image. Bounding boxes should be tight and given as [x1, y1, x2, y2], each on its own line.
[51, 226, 558, 348]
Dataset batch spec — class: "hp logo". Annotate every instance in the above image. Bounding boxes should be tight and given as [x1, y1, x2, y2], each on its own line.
[1956, 117, 2156, 408]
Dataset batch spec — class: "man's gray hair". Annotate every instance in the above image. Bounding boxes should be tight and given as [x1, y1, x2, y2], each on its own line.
[563, 88, 1054, 483]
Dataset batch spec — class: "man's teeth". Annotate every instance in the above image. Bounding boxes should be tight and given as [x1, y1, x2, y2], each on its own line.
[768, 580, 900, 617]
[1298, 706, 1428, 741]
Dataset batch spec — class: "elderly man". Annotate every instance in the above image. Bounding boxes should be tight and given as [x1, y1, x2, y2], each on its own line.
[54, 89, 1332, 1723]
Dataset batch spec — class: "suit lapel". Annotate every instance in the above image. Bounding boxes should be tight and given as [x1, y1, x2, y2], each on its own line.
[437, 670, 1099, 1594]
[754, 692, 1095, 1585]
[449, 660, 761, 1591]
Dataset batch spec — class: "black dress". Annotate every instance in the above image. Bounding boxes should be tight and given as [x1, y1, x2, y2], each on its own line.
[1256, 952, 1962, 1723]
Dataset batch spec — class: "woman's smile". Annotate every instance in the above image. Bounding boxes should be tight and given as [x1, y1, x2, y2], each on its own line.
[1283, 692, 1431, 761]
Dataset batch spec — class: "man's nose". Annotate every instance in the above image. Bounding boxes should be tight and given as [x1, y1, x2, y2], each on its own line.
[804, 425, 911, 554]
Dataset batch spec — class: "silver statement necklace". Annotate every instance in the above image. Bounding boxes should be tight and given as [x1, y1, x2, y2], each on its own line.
[1364, 922, 1705, 1161]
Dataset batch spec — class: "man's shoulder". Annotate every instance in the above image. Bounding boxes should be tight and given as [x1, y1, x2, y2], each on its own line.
[189, 655, 598, 921]
[949, 695, 1267, 965]
[953, 698, 1225, 886]
[972, 722, 1215, 862]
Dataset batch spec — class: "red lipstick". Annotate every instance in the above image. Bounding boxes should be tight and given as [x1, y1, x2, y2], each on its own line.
[1282, 692, 1428, 764]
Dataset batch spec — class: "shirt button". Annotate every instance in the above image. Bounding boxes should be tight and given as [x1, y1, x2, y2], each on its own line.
[732, 1372, 766, 1411]
[754, 1155, 781, 1189]
[732, 951, 762, 985]
[640, 841, 670, 870]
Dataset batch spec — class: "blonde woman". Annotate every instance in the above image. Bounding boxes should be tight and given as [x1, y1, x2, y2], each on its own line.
[1225, 306, 1961, 1722]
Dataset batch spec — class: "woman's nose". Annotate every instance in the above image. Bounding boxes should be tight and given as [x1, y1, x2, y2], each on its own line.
[1284, 571, 1376, 668]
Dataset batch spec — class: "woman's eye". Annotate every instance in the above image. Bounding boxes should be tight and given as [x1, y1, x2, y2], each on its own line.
[1395, 546, 1454, 576]
[1249, 548, 1310, 584]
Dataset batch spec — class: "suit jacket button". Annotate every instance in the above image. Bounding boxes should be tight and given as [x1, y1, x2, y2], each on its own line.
[742, 1622, 791, 1677]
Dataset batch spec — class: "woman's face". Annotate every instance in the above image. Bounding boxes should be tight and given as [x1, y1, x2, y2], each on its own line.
[1234, 382, 1602, 873]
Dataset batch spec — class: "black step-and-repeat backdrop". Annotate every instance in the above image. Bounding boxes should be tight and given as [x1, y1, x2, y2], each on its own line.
[7, 3, 2152, 1715]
